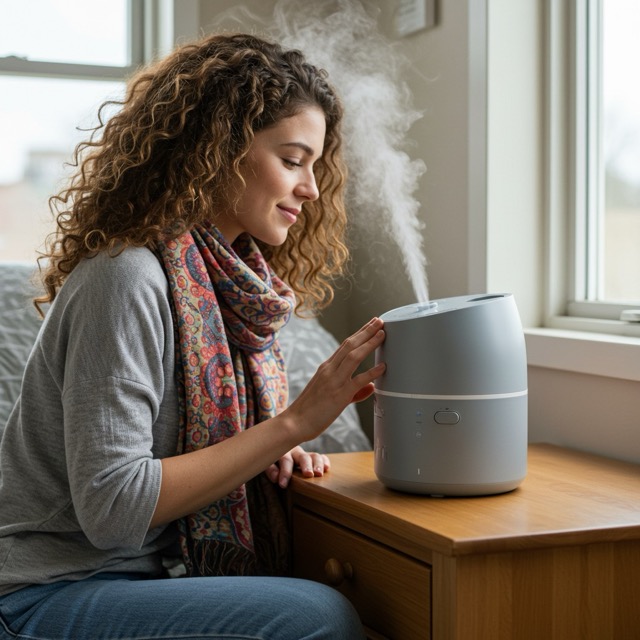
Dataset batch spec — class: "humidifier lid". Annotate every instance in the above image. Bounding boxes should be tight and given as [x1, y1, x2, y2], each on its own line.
[380, 294, 510, 324]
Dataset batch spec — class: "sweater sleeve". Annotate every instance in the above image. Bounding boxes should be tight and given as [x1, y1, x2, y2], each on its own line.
[62, 377, 163, 550]
[44, 249, 174, 550]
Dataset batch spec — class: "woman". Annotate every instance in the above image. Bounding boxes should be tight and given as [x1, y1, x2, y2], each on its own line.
[0, 33, 385, 639]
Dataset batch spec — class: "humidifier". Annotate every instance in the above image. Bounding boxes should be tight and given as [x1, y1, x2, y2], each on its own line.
[373, 293, 527, 496]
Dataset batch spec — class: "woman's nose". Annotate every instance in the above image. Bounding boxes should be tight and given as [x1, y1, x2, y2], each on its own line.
[295, 170, 320, 202]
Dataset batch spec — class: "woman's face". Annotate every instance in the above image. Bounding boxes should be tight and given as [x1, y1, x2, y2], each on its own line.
[216, 106, 326, 246]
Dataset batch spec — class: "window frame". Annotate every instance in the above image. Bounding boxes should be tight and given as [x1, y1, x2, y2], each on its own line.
[544, 0, 640, 339]
[0, 1, 145, 81]
[0, 0, 199, 264]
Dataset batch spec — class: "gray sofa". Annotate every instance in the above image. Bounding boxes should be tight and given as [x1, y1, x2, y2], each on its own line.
[0, 262, 370, 453]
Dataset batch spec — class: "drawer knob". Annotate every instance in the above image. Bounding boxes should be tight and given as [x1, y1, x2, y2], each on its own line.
[324, 558, 354, 586]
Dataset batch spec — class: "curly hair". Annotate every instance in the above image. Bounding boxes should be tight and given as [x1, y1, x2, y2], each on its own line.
[36, 32, 349, 316]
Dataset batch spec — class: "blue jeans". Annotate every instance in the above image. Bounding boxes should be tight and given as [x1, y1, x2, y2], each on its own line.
[0, 573, 365, 640]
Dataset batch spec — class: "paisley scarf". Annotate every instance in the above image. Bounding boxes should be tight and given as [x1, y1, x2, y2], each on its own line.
[157, 224, 295, 576]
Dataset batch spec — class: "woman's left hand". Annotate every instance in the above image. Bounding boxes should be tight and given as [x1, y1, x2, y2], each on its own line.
[265, 445, 330, 488]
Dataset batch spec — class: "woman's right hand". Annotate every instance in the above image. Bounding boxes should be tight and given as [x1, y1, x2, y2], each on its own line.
[283, 316, 386, 442]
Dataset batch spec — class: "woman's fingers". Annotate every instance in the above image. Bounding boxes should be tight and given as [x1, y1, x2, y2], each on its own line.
[298, 451, 330, 477]
[351, 381, 376, 404]
[352, 359, 386, 389]
[265, 462, 280, 484]
[305, 318, 384, 398]
[276, 454, 294, 488]
[287, 447, 329, 477]
[264, 448, 331, 488]
[284, 318, 386, 442]
[330, 318, 384, 369]
[321, 321, 385, 389]
[329, 324, 386, 394]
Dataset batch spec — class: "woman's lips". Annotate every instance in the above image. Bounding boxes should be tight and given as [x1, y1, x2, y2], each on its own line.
[277, 206, 299, 223]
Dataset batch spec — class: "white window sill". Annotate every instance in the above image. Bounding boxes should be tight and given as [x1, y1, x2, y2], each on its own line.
[525, 325, 640, 382]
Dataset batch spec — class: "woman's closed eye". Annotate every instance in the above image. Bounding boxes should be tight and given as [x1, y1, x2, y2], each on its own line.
[283, 158, 303, 168]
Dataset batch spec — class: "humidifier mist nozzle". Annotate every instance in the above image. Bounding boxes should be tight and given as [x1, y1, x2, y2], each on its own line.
[380, 301, 438, 322]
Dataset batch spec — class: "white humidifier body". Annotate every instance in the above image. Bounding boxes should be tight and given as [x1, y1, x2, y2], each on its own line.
[373, 294, 527, 496]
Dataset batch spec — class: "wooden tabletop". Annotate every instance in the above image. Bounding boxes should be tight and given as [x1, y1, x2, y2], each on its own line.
[289, 443, 640, 559]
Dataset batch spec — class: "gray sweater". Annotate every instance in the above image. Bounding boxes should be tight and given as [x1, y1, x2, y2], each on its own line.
[0, 247, 181, 595]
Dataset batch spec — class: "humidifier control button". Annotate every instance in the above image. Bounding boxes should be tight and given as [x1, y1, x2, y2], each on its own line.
[434, 410, 460, 425]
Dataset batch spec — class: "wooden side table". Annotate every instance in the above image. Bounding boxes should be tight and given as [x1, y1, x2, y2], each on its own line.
[289, 443, 640, 640]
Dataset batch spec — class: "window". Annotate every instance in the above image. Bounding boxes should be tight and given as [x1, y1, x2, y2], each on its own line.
[599, 0, 640, 303]
[0, 0, 145, 263]
[542, 0, 640, 338]
[556, 0, 640, 332]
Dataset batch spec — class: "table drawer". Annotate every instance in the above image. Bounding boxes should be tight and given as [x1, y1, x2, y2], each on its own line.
[292, 508, 431, 639]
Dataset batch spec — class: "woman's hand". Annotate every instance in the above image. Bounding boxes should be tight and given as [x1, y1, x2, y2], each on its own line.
[265, 445, 330, 488]
[282, 316, 386, 445]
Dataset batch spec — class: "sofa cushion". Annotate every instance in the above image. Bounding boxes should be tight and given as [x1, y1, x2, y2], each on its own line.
[0, 263, 43, 428]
